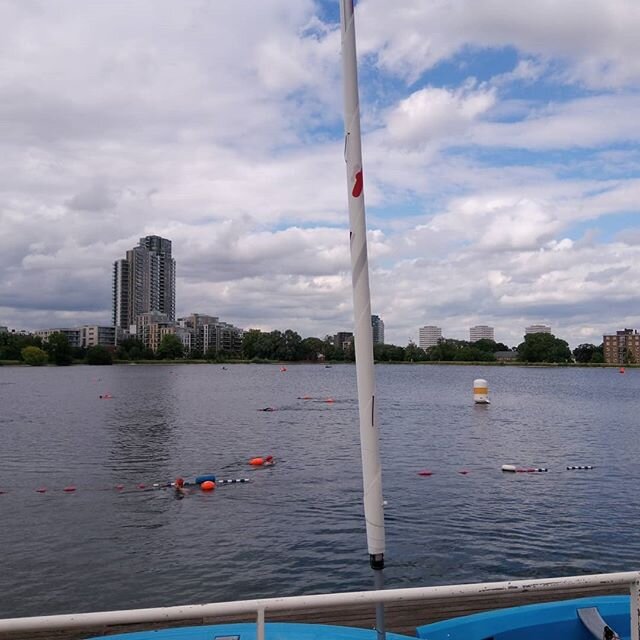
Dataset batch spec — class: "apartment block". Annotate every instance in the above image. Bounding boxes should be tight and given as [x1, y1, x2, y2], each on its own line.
[34, 328, 81, 348]
[603, 329, 640, 364]
[178, 314, 243, 354]
[80, 325, 116, 348]
[419, 325, 442, 349]
[371, 315, 385, 345]
[470, 325, 494, 342]
[525, 324, 551, 335]
[113, 235, 176, 339]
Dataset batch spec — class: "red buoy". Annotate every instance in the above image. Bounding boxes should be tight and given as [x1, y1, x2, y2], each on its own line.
[201, 480, 216, 491]
[63, 486, 76, 492]
[115, 484, 124, 490]
[418, 470, 433, 476]
[36, 488, 47, 493]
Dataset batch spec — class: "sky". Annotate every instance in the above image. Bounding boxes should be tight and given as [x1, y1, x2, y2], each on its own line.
[2, 0, 640, 349]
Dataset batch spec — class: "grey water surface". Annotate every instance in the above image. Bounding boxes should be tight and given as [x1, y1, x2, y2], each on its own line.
[1, 363, 639, 618]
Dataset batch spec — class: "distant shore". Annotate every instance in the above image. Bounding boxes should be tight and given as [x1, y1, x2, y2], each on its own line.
[0, 359, 636, 368]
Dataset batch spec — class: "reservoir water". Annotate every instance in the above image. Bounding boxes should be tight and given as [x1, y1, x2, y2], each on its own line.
[1, 363, 639, 618]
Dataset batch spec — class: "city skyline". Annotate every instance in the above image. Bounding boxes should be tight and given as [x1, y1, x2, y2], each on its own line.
[2, 2, 640, 349]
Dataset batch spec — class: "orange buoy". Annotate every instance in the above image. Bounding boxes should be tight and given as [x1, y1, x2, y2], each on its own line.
[201, 480, 216, 491]
[249, 457, 264, 466]
[620, 367, 625, 374]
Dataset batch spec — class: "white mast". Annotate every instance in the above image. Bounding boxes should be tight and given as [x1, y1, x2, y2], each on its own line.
[339, 1, 386, 637]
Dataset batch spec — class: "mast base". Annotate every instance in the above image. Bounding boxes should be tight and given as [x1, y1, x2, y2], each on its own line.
[370, 553, 384, 571]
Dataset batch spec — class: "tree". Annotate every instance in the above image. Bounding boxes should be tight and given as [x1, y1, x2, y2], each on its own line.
[46, 332, 73, 366]
[1, 332, 43, 360]
[517, 333, 572, 363]
[156, 334, 184, 359]
[573, 343, 604, 363]
[21, 346, 48, 366]
[404, 341, 427, 362]
[86, 345, 113, 365]
[300, 337, 325, 361]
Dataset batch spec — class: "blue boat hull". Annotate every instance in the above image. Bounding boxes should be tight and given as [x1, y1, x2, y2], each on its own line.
[417, 595, 630, 640]
[88, 621, 415, 640]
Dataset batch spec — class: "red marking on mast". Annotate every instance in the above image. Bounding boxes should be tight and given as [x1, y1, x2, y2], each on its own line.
[352, 170, 363, 197]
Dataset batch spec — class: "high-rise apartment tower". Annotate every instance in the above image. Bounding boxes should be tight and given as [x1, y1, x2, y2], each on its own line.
[371, 315, 385, 345]
[419, 325, 442, 349]
[112, 235, 176, 332]
[470, 325, 494, 342]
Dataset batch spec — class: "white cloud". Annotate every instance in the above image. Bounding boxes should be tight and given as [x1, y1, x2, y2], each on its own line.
[1, 0, 640, 351]
[386, 86, 496, 148]
[357, 0, 640, 89]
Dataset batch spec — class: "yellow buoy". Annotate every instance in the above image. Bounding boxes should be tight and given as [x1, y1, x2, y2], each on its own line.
[473, 378, 490, 404]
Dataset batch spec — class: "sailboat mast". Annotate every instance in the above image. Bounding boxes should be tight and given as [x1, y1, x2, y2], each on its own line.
[339, 2, 386, 637]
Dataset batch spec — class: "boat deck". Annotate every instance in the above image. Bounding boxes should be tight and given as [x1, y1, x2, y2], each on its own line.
[0, 583, 626, 640]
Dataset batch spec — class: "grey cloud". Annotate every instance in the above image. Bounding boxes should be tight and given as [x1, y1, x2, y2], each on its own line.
[585, 266, 630, 283]
[67, 182, 117, 212]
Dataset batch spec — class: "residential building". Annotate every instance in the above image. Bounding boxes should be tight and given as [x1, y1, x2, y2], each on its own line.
[371, 315, 385, 345]
[334, 331, 354, 351]
[34, 328, 81, 348]
[136, 311, 174, 353]
[525, 324, 551, 335]
[80, 325, 116, 349]
[470, 325, 494, 342]
[0, 326, 8, 334]
[178, 313, 243, 355]
[112, 235, 176, 339]
[418, 325, 442, 349]
[603, 329, 640, 364]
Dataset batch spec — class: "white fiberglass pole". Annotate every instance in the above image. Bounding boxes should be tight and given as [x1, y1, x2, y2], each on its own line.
[339, 2, 386, 635]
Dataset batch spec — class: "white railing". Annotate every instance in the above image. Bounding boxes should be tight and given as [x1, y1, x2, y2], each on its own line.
[0, 571, 638, 640]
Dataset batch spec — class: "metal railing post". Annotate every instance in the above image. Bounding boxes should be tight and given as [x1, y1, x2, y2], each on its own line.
[256, 607, 265, 640]
[631, 580, 639, 640]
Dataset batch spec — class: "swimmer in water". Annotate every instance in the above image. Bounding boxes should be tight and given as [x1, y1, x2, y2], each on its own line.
[258, 407, 276, 412]
[174, 477, 188, 498]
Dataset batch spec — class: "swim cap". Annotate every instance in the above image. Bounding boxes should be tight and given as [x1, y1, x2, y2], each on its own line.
[175, 477, 184, 487]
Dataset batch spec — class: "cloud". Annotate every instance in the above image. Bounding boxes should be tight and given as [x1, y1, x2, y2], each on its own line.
[1, 0, 640, 352]
[357, 0, 640, 89]
[386, 86, 496, 148]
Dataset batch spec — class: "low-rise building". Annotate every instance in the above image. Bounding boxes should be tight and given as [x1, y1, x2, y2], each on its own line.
[80, 325, 116, 349]
[178, 314, 243, 355]
[34, 328, 82, 348]
[603, 329, 640, 364]
[136, 311, 174, 352]
[333, 331, 354, 352]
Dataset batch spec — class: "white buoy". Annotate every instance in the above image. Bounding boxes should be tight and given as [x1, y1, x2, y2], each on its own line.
[501, 464, 517, 472]
[473, 378, 490, 404]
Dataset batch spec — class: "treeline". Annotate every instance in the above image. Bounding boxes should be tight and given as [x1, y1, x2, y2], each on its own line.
[0, 331, 112, 366]
[0, 327, 609, 366]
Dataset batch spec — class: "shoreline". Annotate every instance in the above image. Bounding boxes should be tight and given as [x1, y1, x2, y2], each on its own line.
[0, 359, 635, 368]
